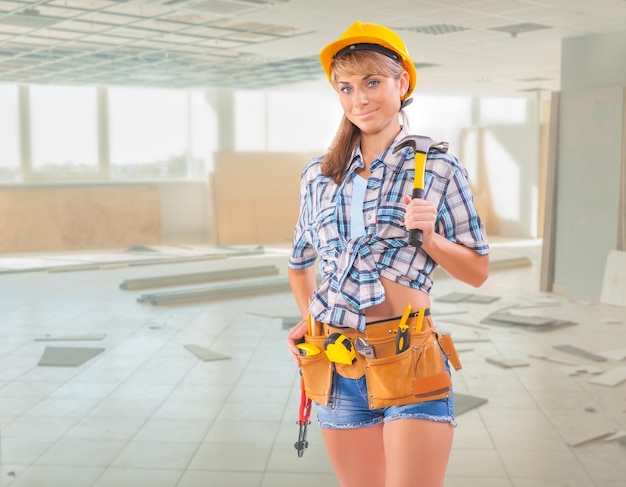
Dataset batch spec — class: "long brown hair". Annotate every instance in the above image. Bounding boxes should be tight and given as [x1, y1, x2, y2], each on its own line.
[322, 50, 407, 184]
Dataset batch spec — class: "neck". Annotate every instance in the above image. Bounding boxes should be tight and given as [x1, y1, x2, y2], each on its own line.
[360, 126, 402, 164]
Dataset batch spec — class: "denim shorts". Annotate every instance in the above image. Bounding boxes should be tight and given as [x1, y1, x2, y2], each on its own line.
[316, 373, 456, 430]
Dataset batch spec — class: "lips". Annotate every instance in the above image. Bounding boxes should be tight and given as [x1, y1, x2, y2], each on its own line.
[355, 109, 377, 120]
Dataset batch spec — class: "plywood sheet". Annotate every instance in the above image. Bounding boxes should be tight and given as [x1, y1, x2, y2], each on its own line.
[211, 152, 314, 245]
[0, 186, 161, 252]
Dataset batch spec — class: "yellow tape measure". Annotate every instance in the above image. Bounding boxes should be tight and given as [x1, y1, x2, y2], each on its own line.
[324, 333, 357, 365]
[296, 343, 320, 357]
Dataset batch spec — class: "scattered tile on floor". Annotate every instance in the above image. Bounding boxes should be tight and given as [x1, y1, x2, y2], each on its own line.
[597, 347, 626, 361]
[454, 393, 488, 415]
[436, 292, 500, 304]
[38, 346, 105, 366]
[35, 334, 107, 342]
[604, 430, 626, 442]
[183, 345, 231, 362]
[588, 365, 626, 387]
[553, 344, 607, 362]
[529, 354, 580, 366]
[465, 295, 501, 304]
[482, 313, 577, 332]
[485, 357, 530, 369]
[559, 365, 604, 376]
[570, 430, 617, 447]
[435, 292, 475, 303]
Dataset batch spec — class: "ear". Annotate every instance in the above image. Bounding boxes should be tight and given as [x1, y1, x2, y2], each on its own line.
[399, 71, 410, 97]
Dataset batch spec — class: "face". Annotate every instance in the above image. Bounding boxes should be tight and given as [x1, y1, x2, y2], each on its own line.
[336, 71, 409, 137]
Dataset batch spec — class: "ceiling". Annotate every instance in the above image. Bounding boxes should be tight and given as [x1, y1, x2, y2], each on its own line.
[1, 0, 625, 96]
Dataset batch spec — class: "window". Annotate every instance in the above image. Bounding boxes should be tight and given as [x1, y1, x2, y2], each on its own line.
[108, 87, 188, 179]
[29, 85, 99, 178]
[266, 88, 340, 152]
[0, 84, 20, 181]
[234, 90, 266, 151]
[480, 97, 527, 125]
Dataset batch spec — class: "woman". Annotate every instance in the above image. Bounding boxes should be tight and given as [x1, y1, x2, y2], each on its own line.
[286, 21, 489, 487]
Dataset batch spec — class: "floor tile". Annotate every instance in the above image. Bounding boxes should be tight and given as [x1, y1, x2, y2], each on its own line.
[447, 448, 508, 477]
[91, 468, 182, 487]
[64, 416, 146, 441]
[445, 478, 513, 487]
[8, 466, 103, 487]
[134, 418, 211, 442]
[1, 416, 79, 441]
[111, 441, 199, 470]
[176, 470, 262, 487]
[261, 472, 339, 487]
[0, 242, 624, 487]
[497, 449, 593, 482]
[35, 439, 126, 467]
[187, 443, 271, 471]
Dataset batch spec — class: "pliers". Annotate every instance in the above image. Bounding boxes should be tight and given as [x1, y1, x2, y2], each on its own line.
[294, 375, 312, 457]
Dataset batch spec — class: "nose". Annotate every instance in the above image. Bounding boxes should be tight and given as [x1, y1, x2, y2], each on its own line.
[354, 87, 368, 106]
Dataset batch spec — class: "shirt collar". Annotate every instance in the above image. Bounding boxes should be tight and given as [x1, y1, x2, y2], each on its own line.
[346, 127, 411, 176]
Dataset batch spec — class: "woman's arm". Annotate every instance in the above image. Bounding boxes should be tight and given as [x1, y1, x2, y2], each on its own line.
[421, 231, 489, 287]
[286, 266, 318, 365]
[403, 194, 489, 287]
[289, 266, 318, 318]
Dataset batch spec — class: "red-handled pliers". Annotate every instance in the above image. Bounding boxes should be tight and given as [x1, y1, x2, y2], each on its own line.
[294, 375, 312, 457]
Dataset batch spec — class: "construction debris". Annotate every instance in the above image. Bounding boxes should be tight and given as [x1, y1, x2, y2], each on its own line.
[120, 265, 279, 290]
[481, 312, 577, 332]
[38, 347, 105, 367]
[553, 345, 607, 362]
[183, 345, 230, 362]
[137, 277, 291, 305]
[454, 393, 488, 415]
[35, 334, 106, 342]
[435, 292, 500, 304]
[588, 366, 626, 387]
[485, 357, 530, 369]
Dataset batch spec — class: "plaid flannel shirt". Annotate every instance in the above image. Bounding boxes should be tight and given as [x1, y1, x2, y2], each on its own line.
[289, 129, 489, 331]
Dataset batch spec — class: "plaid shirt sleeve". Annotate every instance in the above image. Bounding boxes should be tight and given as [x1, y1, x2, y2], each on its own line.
[434, 154, 489, 255]
[288, 159, 320, 270]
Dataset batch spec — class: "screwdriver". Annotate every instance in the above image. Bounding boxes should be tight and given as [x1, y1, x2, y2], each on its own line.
[395, 303, 412, 354]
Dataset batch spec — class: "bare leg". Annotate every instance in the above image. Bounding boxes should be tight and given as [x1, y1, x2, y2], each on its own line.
[322, 424, 386, 487]
[383, 419, 454, 487]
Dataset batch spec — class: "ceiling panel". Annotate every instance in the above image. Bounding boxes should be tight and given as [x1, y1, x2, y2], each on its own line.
[0, 0, 624, 94]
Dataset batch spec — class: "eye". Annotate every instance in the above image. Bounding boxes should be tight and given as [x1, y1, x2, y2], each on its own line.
[367, 79, 380, 88]
[340, 86, 353, 94]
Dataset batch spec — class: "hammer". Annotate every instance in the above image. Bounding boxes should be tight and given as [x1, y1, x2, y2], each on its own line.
[392, 135, 430, 248]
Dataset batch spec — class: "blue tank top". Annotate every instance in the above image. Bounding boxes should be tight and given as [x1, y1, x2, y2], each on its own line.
[350, 174, 367, 238]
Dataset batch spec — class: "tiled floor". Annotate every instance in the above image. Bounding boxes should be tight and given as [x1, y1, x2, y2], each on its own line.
[0, 241, 625, 486]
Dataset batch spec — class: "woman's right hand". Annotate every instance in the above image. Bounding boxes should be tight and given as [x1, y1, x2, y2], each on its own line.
[285, 318, 309, 367]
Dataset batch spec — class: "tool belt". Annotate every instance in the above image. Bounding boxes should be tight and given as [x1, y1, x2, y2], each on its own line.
[298, 312, 462, 409]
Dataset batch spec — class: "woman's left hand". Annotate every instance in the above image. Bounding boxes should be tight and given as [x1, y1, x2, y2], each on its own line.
[285, 318, 309, 367]
[403, 194, 437, 239]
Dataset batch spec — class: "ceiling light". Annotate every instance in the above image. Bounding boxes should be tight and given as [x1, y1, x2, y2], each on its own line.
[490, 23, 552, 38]
[398, 24, 469, 36]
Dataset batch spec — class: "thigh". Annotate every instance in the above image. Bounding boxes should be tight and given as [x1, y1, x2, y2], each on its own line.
[323, 424, 386, 487]
[383, 419, 454, 487]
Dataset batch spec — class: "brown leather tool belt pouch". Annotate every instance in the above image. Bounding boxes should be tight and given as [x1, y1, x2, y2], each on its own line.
[299, 334, 333, 406]
[323, 314, 462, 409]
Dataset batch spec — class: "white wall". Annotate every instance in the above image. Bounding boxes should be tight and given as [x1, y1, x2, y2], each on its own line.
[552, 31, 626, 299]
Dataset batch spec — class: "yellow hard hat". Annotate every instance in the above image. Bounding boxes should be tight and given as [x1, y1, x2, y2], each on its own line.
[320, 21, 417, 100]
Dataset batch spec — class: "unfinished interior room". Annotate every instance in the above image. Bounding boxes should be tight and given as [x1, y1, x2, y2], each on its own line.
[1, 1, 625, 486]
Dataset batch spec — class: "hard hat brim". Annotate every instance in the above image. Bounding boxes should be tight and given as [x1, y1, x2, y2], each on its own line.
[319, 32, 417, 100]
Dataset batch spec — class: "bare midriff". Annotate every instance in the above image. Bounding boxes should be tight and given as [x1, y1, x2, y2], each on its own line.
[364, 276, 431, 323]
